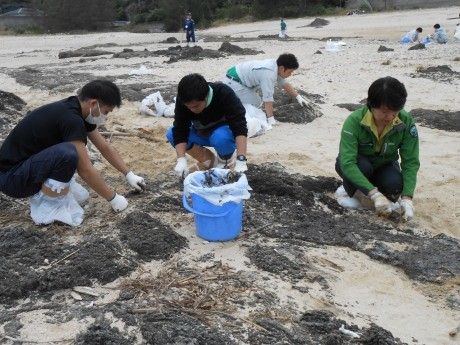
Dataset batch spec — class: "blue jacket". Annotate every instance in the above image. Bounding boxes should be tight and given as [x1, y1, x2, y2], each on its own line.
[184, 18, 195, 33]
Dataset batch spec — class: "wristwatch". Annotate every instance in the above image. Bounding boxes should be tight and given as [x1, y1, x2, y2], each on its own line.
[237, 155, 247, 162]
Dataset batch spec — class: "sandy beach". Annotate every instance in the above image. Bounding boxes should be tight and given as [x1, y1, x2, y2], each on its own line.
[0, 5, 459, 345]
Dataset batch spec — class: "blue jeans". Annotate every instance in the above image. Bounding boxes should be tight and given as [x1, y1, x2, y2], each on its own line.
[0, 142, 78, 198]
[335, 154, 402, 202]
[166, 125, 235, 157]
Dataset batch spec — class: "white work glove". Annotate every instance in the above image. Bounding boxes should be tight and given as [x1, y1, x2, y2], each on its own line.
[296, 94, 309, 107]
[125, 171, 146, 192]
[109, 193, 128, 212]
[234, 160, 248, 173]
[174, 157, 189, 177]
[400, 199, 415, 222]
[267, 116, 277, 126]
[370, 192, 392, 216]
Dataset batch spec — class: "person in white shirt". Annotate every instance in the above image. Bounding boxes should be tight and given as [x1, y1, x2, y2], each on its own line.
[223, 53, 308, 126]
[403, 27, 423, 43]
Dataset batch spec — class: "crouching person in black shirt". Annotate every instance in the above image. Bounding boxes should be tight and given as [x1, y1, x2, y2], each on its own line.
[166, 73, 248, 177]
[0, 80, 146, 226]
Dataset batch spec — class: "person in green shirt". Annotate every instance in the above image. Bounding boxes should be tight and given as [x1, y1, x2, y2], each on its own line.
[335, 77, 420, 221]
[280, 19, 287, 39]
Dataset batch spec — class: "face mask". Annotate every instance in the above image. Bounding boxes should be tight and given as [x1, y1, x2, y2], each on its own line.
[85, 101, 107, 126]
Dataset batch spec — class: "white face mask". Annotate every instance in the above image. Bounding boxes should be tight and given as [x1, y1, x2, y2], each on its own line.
[85, 101, 107, 126]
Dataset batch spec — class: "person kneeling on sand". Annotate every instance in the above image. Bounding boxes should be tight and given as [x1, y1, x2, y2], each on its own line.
[0, 80, 146, 226]
[166, 73, 248, 177]
[432, 23, 448, 44]
[223, 53, 308, 126]
[335, 77, 420, 221]
[402, 27, 423, 43]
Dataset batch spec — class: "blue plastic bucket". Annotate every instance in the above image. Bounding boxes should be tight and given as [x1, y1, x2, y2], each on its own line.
[401, 37, 410, 44]
[182, 193, 243, 241]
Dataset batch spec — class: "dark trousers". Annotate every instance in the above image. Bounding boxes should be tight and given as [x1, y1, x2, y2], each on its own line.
[186, 32, 195, 43]
[335, 154, 402, 202]
[0, 142, 78, 198]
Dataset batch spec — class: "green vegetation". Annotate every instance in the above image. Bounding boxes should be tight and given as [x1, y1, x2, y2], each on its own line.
[0, 0, 348, 33]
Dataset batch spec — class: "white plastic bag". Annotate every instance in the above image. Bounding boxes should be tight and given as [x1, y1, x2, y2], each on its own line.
[30, 191, 84, 226]
[243, 104, 272, 137]
[183, 169, 251, 206]
[139, 91, 175, 117]
[130, 65, 151, 75]
[325, 39, 341, 52]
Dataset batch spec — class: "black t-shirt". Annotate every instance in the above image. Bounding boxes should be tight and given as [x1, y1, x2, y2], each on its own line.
[0, 96, 96, 172]
[172, 82, 247, 145]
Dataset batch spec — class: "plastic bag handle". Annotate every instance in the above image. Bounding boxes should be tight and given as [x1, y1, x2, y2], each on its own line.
[182, 194, 236, 218]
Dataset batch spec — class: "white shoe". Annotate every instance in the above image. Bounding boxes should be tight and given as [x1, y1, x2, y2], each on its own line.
[216, 152, 236, 169]
[70, 179, 89, 205]
[267, 116, 277, 126]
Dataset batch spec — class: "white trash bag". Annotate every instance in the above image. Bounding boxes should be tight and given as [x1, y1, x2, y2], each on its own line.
[325, 39, 342, 52]
[183, 169, 252, 206]
[139, 91, 175, 118]
[130, 65, 151, 75]
[244, 103, 272, 137]
[30, 191, 84, 226]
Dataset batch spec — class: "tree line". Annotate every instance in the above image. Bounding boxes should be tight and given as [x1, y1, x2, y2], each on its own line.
[1, 0, 347, 32]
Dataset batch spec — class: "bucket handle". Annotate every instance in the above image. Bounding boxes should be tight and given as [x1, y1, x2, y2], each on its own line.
[182, 194, 237, 218]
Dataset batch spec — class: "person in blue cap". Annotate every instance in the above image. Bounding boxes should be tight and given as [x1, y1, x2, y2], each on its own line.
[184, 12, 195, 47]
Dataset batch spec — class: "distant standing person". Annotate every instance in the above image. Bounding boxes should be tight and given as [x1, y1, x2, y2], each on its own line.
[280, 19, 287, 39]
[402, 27, 423, 43]
[432, 23, 448, 44]
[184, 12, 195, 47]
[454, 23, 460, 43]
[223, 53, 309, 126]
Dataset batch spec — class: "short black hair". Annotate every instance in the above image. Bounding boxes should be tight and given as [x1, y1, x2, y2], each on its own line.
[416, 27, 422, 32]
[276, 53, 299, 70]
[78, 80, 121, 107]
[178, 74, 209, 103]
[367, 77, 407, 111]
[434, 24, 440, 29]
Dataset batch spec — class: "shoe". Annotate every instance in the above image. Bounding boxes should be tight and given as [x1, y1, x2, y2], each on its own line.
[216, 152, 236, 169]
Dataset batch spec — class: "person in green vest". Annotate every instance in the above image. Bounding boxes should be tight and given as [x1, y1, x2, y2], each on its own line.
[335, 77, 420, 221]
[280, 19, 287, 39]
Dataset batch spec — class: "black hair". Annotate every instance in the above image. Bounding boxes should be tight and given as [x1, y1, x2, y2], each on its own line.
[276, 53, 299, 70]
[178, 74, 209, 103]
[78, 80, 121, 107]
[416, 27, 422, 32]
[367, 77, 407, 111]
[434, 24, 440, 29]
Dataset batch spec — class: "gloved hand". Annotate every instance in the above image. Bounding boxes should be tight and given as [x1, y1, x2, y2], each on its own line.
[125, 171, 146, 192]
[370, 192, 392, 216]
[174, 157, 189, 177]
[109, 193, 128, 212]
[296, 94, 309, 107]
[267, 116, 277, 126]
[400, 199, 415, 221]
[234, 160, 248, 173]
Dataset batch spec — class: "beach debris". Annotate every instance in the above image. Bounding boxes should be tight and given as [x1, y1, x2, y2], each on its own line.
[449, 324, 460, 337]
[339, 324, 360, 338]
[378, 45, 394, 52]
[217, 42, 263, 55]
[70, 291, 83, 301]
[408, 43, 425, 50]
[130, 65, 151, 75]
[73, 286, 99, 297]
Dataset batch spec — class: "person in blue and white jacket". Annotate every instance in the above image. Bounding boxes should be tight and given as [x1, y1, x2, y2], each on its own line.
[184, 12, 195, 47]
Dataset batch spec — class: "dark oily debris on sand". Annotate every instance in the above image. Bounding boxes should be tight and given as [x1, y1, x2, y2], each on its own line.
[76, 320, 135, 345]
[166, 46, 224, 63]
[113, 48, 157, 59]
[218, 41, 263, 55]
[410, 108, 460, 132]
[378, 45, 394, 52]
[410, 64, 460, 83]
[0, 90, 27, 140]
[335, 103, 364, 112]
[118, 211, 187, 261]
[245, 163, 460, 283]
[273, 86, 324, 123]
[408, 43, 425, 50]
[161, 36, 180, 44]
[274, 84, 325, 105]
[201, 169, 242, 187]
[308, 18, 330, 28]
[9, 67, 100, 93]
[58, 48, 114, 59]
[0, 228, 136, 303]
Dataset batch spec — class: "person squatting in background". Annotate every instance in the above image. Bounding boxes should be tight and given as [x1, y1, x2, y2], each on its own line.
[335, 77, 420, 221]
[432, 23, 448, 43]
[0, 80, 145, 226]
[223, 53, 308, 126]
[402, 27, 423, 43]
[166, 73, 248, 177]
